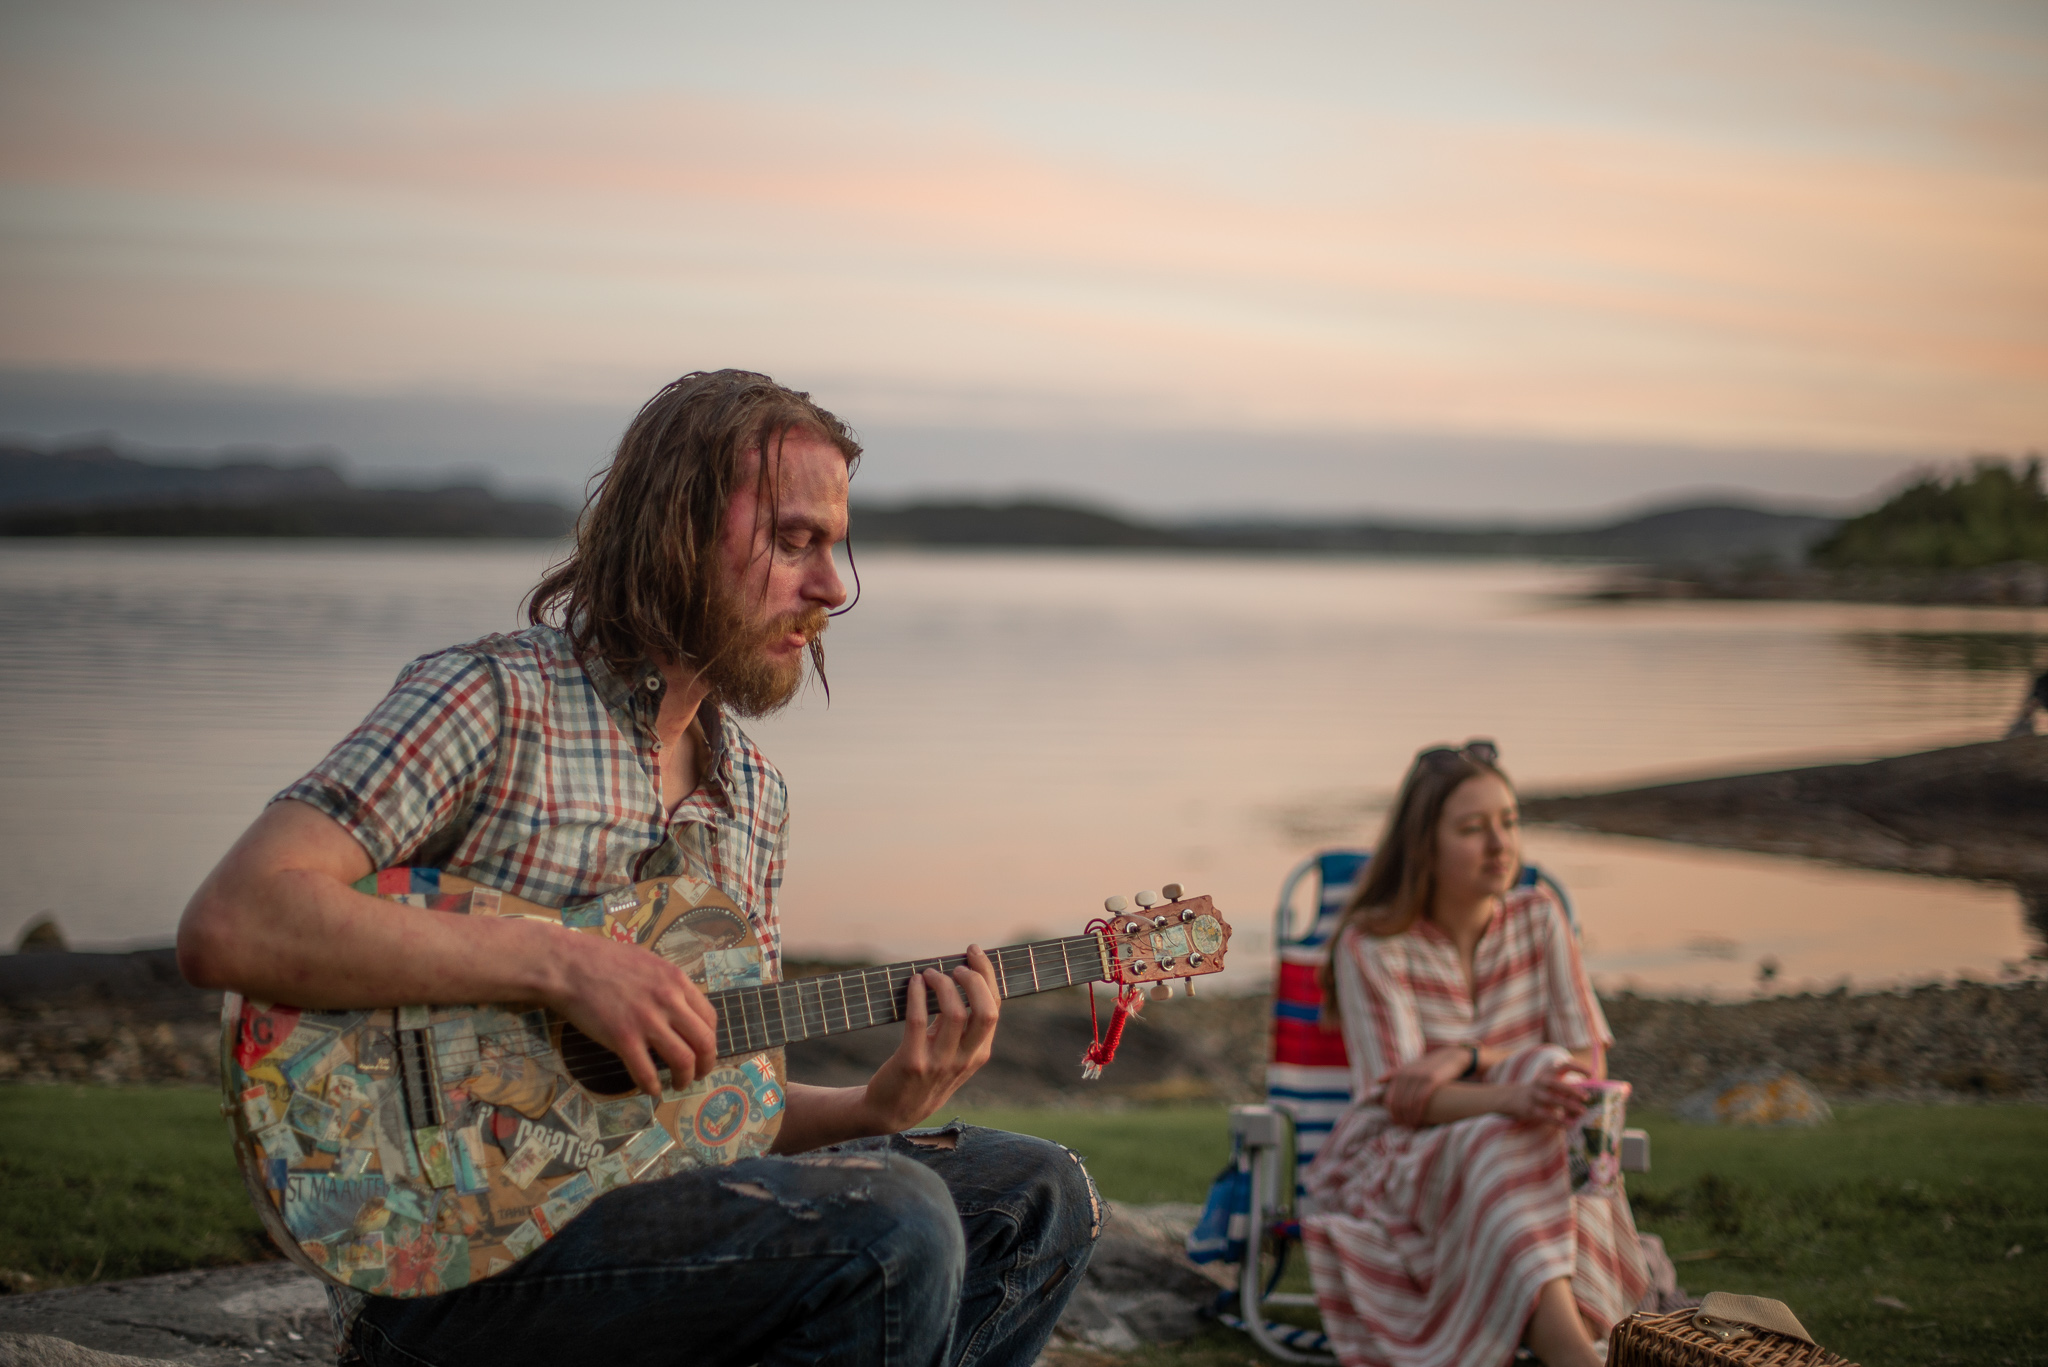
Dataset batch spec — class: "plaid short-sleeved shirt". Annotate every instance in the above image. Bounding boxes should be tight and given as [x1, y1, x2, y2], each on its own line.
[277, 623, 789, 977]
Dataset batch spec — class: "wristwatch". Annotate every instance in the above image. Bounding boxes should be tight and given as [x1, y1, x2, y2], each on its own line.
[1458, 1045, 1481, 1080]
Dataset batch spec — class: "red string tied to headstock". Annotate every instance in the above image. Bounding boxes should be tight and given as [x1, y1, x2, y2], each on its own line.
[1080, 918, 1142, 1080]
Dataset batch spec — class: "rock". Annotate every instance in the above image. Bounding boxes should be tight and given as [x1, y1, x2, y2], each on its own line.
[1674, 1068, 1833, 1127]
[0, 1333, 178, 1367]
[13, 920, 66, 954]
[0, 1263, 330, 1366]
[0, 1204, 1221, 1364]
[1047, 1201, 1224, 1352]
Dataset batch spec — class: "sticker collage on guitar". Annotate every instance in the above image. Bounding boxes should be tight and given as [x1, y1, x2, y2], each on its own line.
[221, 868, 787, 1297]
[219, 870, 1232, 1298]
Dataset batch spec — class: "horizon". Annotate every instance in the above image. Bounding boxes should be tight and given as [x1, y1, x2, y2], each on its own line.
[3, 420, 1916, 526]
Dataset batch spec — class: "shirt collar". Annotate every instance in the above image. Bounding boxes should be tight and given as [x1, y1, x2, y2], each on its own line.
[584, 651, 737, 815]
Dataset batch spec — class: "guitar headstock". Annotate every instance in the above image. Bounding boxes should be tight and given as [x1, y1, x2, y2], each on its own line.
[1098, 883, 1231, 996]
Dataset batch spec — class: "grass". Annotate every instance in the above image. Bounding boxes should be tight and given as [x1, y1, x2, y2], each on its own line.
[959, 1102, 2048, 1367]
[1622, 1106, 2048, 1366]
[5, 1087, 2044, 1366]
[0, 1084, 269, 1289]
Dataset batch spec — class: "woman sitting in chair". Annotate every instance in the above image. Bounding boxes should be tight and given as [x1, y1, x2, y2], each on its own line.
[1301, 740, 1647, 1367]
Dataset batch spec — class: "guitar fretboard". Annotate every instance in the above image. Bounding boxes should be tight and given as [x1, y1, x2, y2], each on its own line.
[708, 935, 1108, 1058]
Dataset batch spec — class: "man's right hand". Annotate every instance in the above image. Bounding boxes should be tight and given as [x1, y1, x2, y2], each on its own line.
[548, 931, 720, 1097]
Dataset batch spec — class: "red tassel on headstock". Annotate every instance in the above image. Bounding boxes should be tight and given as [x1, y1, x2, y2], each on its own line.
[1081, 980, 1142, 1080]
[1081, 913, 1143, 1079]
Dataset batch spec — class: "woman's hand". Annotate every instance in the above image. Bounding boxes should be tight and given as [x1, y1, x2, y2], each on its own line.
[1498, 1070, 1588, 1130]
[1379, 1046, 1474, 1128]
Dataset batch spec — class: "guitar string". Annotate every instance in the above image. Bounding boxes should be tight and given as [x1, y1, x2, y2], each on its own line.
[320, 937, 1124, 1087]
[295, 933, 1183, 1089]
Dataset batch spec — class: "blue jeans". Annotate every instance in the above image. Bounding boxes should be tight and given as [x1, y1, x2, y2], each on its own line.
[352, 1124, 1100, 1367]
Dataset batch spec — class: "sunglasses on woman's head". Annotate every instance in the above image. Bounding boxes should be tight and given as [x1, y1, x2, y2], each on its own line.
[1416, 738, 1500, 768]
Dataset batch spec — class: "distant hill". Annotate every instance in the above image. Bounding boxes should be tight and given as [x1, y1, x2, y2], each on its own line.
[850, 500, 1184, 549]
[0, 443, 574, 538]
[0, 442, 349, 510]
[1, 442, 1840, 558]
[854, 498, 1838, 565]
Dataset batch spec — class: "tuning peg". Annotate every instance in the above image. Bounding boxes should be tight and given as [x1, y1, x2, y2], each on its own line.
[1135, 890, 1162, 908]
[1148, 981, 1173, 1002]
[1184, 978, 1196, 998]
[1162, 883, 1184, 900]
[1104, 895, 1128, 914]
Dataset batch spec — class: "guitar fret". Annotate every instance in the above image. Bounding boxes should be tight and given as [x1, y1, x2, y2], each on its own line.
[702, 933, 1140, 1064]
[791, 979, 812, 1043]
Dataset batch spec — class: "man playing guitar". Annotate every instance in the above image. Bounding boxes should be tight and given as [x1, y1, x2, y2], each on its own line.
[177, 370, 1100, 1366]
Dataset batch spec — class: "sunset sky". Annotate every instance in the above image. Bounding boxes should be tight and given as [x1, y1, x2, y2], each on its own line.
[2, 0, 2043, 515]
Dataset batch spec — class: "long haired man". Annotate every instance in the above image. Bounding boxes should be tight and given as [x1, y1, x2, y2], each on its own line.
[180, 370, 1098, 1367]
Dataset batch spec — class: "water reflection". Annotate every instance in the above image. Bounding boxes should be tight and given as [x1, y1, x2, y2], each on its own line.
[0, 542, 2037, 995]
[1850, 630, 2044, 675]
[2019, 882, 2048, 960]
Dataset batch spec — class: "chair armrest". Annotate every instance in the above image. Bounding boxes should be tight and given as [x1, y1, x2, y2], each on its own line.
[1621, 1127, 1650, 1174]
[1229, 1103, 1289, 1150]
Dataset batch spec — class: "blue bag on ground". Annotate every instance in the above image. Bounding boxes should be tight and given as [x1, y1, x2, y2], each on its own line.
[1185, 1149, 1251, 1266]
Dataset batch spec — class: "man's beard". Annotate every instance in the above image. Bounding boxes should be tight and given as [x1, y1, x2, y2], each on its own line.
[696, 589, 830, 718]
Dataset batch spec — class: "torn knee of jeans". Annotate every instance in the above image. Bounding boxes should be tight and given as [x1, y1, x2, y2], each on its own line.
[720, 1178, 834, 1218]
[902, 1131, 958, 1151]
[1059, 1144, 1103, 1239]
[789, 1154, 886, 1170]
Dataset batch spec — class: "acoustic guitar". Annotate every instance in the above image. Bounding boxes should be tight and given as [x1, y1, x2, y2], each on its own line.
[219, 868, 1232, 1296]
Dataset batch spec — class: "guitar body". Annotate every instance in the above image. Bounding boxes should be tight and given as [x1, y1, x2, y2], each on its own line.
[220, 869, 786, 1297]
[220, 871, 1230, 1298]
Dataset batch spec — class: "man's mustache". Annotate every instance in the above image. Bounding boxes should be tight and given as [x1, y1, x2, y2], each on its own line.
[763, 606, 830, 645]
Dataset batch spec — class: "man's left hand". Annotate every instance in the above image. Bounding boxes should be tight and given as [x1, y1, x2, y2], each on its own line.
[859, 946, 1001, 1133]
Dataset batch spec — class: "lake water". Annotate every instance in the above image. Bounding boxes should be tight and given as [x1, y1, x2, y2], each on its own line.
[1, 540, 2039, 997]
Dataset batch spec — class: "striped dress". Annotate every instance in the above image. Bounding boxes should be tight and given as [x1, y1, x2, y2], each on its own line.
[1300, 887, 1648, 1367]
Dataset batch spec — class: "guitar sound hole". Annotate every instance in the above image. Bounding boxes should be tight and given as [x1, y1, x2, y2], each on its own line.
[557, 1022, 642, 1099]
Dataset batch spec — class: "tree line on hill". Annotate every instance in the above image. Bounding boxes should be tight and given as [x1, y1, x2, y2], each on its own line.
[0, 442, 573, 538]
[1809, 458, 2048, 571]
[3, 441, 2041, 572]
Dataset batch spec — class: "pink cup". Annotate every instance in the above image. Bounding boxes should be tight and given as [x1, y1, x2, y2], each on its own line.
[1567, 1079, 1632, 1193]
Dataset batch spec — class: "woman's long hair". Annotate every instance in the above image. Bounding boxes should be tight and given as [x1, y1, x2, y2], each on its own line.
[1317, 741, 1512, 1014]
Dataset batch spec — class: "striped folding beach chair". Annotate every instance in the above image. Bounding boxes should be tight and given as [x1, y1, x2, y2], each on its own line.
[1195, 850, 1613, 1363]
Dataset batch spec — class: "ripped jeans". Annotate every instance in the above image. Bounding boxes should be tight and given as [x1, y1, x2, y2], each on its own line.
[351, 1124, 1101, 1367]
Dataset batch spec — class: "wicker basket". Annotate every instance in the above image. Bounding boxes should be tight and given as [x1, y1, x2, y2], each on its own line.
[1609, 1309, 1858, 1367]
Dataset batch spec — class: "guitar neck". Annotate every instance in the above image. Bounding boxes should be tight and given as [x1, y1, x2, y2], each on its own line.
[707, 934, 1109, 1058]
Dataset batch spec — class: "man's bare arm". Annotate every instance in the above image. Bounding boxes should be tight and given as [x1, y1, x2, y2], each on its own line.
[177, 799, 719, 1095]
[770, 948, 1000, 1154]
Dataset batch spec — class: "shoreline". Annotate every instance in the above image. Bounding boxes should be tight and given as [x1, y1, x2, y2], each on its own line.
[1520, 736, 2048, 890]
[4, 949, 2041, 1107]
[1588, 559, 2048, 607]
